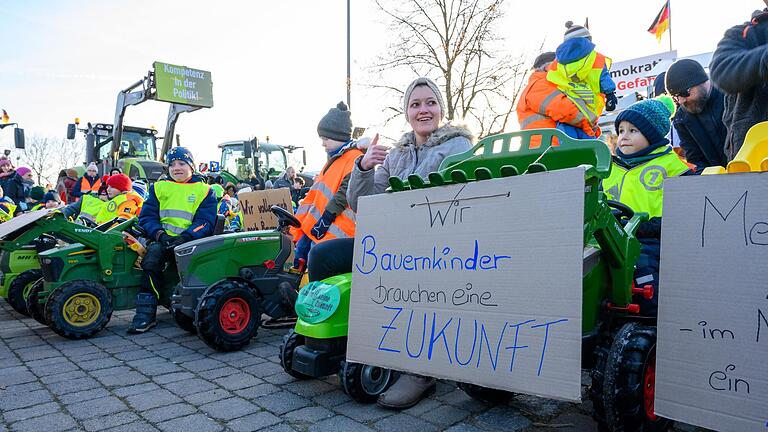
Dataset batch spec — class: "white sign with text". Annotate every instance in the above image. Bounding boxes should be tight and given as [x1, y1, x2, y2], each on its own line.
[656, 174, 768, 431]
[346, 168, 585, 401]
[610, 51, 677, 96]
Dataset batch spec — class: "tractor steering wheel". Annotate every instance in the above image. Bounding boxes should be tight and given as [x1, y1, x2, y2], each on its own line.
[271, 205, 300, 229]
[607, 200, 634, 221]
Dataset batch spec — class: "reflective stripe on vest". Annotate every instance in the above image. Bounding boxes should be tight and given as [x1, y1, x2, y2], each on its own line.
[603, 148, 689, 218]
[292, 147, 363, 243]
[546, 50, 610, 122]
[153, 181, 211, 236]
[80, 194, 106, 222]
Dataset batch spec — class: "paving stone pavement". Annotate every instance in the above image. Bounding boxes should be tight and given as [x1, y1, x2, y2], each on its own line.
[0, 302, 710, 432]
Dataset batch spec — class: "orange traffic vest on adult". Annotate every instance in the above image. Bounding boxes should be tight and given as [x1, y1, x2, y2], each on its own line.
[77, 176, 102, 195]
[292, 147, 363, 243]
[517, 71, 599, 148]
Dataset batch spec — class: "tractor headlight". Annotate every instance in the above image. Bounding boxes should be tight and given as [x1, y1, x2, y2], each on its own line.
[175, 245, 196, 257]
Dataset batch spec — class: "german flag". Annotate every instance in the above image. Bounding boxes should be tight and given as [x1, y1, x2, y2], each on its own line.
[1, 110, 8, 124]
[648, 1, 670, 42]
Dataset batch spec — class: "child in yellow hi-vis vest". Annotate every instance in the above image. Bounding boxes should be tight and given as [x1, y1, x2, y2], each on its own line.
[603, 99, 692, 315]
[127, 147, 217, 334]
[547, 21, 617, 139]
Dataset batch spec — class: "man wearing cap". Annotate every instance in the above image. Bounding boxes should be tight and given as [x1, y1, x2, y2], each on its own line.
[128, 147, 216, 333]
[665, 59, 727, 171]
[517, 51, 600, 147]
[710, 2, 768, 161]
[291, 101, 363, 269]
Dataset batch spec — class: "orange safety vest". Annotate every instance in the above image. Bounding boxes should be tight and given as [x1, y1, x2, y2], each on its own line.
[547, 51, 611, 124]
[292, 147, 363, 243]
[78, 176, 102, 195]
[517, 71, 599, 148]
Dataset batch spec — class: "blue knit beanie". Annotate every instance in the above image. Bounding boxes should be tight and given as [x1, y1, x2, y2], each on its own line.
[614, 99, 672, 146]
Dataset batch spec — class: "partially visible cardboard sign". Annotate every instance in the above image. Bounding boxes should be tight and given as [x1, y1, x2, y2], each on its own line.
[347, 168, 585, 401]
[656, 174, 768, 431]
[238, 189, 292, 231]
[0, 209, 51, 239]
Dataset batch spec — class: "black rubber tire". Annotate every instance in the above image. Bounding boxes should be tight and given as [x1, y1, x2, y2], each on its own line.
[6, 269, 42, 316]
[278, 329, 311, 380]
[171, 307, 197, 334]
[195, 280, 261, 352]
[339, 360, 396, 403]
[457, 382, 514, 404]
[590, 322, 673, 432]
[44, 280, 113, 340]
[25, 278, 48, 325]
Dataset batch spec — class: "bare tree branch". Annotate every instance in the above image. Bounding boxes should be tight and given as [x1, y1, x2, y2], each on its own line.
[369, 0, 534, 136]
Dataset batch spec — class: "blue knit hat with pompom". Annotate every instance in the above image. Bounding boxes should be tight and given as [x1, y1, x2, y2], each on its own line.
[614, 99, 673, 146]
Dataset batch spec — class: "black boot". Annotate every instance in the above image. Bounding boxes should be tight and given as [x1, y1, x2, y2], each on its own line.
[127, 293, 157, 334]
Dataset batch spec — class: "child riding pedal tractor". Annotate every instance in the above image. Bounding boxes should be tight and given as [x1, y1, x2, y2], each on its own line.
[281, 126, 676, 430]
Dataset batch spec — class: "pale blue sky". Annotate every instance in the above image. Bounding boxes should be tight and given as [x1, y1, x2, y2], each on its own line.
[0, 1, 762, 170]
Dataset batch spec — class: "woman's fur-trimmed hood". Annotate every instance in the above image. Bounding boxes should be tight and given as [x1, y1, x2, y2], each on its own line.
[394, 123, 474, 148]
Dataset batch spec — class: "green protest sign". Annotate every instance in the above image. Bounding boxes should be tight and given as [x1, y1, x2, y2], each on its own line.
[153, 61, 213, 107]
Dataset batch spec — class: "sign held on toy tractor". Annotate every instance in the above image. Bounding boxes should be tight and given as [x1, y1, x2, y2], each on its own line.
[347, 168, 586, 401]
[656, 173, 768, 431]
[239, 189, 293, 231]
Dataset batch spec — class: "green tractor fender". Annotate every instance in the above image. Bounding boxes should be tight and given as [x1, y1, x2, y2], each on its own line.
[294, 273, 352, 339]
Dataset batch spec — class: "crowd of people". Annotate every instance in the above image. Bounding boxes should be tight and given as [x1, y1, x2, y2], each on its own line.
[4, 3, 768, 415]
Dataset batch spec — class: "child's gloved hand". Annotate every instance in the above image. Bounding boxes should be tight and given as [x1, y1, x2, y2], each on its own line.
[157, 232, 173, 246]
[166, 236, 187, 249]
[311, 211, 337, 239]
[605, 92, 618, 112]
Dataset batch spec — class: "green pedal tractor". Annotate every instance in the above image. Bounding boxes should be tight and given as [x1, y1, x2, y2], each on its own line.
[172, 206, 304, 352]
[0, 210, 112, 318]
[279, 129, 670, 431]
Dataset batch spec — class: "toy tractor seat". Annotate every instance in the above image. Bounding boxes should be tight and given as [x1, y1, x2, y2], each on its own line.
[702, 121, 768, 174]
[214, 214, 226, 235]
[389, 128, 611, 192]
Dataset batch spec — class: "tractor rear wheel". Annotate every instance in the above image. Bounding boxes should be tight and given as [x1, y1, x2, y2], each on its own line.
[590, 322, 672, 432]
[457, 382, 514, 404]
[25, 278, 48, 325]
[45, 280, 113, 339]
[6, 269, 42, 316]
[196, 280, 261, 352]
[339, 360, 396, 403]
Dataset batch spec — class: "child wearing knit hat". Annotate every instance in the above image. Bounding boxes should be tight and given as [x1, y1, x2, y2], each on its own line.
[546, 21, 617, 139]
[602, 98, 692, 316]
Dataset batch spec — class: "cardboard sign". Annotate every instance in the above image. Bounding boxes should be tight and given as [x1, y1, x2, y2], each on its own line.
[347, 168, 585, 401]
[238, 189, 292, 231]
[153, 61, 214, 108]
[655, 174, 768, 431]
[0, 209, 51, 240]
[609, 51, 677, 96]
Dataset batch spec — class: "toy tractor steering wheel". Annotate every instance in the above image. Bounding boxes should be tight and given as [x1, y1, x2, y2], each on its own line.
[606, 200, 634, 221]
[271, 205, 300, 229]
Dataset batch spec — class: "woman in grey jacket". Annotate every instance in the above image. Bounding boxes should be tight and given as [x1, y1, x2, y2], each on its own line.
[307, 77, 474, 410]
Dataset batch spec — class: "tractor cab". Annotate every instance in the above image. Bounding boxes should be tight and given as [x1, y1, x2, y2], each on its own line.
[219, 140, 288, 183]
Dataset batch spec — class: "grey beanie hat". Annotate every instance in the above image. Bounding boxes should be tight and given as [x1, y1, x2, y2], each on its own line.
[564, 20, 591, 41]
[403, 77, 445, 121]
[317, 101, 353, 142]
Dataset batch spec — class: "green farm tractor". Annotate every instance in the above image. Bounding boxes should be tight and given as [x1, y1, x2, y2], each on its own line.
[23, 216, 181, 338]
[280, 129, 670, 430]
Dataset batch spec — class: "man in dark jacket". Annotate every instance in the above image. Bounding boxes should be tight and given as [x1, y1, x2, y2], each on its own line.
[665, 59, 728, 172]
[710, 4, 768, 161]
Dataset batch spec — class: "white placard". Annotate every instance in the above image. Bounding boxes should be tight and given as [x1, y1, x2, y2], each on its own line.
[346, 168, 585, 401]
[656, 174, 768, 431]
[610, 51, 677, 96]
